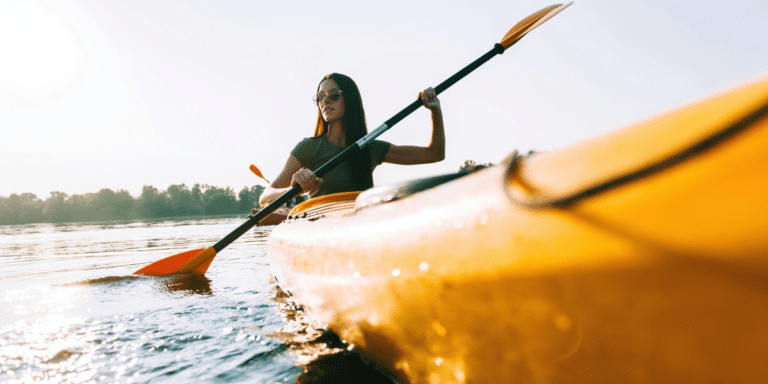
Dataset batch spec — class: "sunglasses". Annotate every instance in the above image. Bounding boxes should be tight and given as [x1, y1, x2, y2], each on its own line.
[313, 89, 343, 105]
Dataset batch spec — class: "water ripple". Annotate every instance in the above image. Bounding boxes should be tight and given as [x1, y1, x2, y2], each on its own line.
[0, 217, 390, 384]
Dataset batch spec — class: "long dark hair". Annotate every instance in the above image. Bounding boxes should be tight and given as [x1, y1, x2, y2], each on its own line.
[313, 73, 373, 191]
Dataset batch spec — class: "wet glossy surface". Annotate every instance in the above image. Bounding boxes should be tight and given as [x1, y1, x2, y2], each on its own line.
[0, 217, 392, 384]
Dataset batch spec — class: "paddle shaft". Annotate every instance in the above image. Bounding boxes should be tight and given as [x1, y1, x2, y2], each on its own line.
[212, 185, 299, 252]
[385, 43, 506, 129]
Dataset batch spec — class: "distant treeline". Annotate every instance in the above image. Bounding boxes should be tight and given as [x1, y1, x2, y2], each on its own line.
[0, 184, 265, 225]
[2, 160, 502, 225]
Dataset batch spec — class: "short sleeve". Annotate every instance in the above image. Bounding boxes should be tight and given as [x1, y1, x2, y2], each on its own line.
[290, 138, 315, 168]
[369, 140, 391, 167]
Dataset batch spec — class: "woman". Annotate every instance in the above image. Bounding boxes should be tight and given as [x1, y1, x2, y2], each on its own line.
[259, 73, 444, 207]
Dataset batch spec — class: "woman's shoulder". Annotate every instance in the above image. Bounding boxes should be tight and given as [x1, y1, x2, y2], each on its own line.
[293, 136, 323, 148]
[370, 139, 391, 153]
[297, 136, 322, 143]
[291, 136, 325, 163]
[369, 139, 391, 166]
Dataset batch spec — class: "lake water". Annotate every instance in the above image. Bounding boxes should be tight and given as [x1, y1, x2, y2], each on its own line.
[0, 217, 393, 384]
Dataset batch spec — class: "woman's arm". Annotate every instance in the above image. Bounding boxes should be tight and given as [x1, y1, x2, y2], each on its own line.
[383, 87, 445, 165]
[258, 155, 322, 207]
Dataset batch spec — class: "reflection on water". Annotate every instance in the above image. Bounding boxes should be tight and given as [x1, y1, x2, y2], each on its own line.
[67, 274, 214, 296]
[269, 287, 395, 384]
[297, 352, 396, 384]
[155, 275, 213, 296]
[0, 217, 391, 384]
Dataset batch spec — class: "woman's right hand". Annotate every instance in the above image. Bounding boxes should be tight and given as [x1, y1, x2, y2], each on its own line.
[291, 168, 323, 193]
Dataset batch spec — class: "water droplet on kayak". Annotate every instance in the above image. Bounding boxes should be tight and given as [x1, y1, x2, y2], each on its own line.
[435, 357, 443, 366]
[353, 271, 360, 278]
[391, 268, 401, 277]
[553, 314, 572, 331]
[480, 213, 489, 225]
[453, 219, 464, 229]
[419, 262, 429, 271]
[432, 320, 447, 336]
[435, 221, 443, 227]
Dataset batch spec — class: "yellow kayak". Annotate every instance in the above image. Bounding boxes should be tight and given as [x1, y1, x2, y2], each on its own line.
[267, 75, 768, 383]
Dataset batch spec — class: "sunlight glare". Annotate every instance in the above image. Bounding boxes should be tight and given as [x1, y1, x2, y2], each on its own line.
[0, 0, 85, 101]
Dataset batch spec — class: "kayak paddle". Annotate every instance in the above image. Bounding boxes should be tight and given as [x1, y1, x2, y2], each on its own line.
[250, 164, 271, 184]
[134, 2, 573, 276]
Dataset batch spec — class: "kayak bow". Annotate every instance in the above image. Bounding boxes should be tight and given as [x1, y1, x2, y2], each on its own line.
[268, 75, 768, 383]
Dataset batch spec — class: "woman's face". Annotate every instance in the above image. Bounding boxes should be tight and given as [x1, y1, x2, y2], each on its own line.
[317, 79, 345, 123]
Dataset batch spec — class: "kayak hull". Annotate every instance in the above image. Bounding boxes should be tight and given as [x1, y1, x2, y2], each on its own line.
[268, 76, 768, 383]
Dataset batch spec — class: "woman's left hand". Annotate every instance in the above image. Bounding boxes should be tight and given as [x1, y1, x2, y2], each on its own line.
[420, 87, 441, 111]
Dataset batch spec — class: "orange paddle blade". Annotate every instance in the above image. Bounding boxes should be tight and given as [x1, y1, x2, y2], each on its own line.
[250, 164, 271, 184]
[500, 2, 572, 49]
[134, 248, 214, 276]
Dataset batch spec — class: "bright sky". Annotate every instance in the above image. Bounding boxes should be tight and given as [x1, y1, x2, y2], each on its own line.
[2, 0, 767, 199]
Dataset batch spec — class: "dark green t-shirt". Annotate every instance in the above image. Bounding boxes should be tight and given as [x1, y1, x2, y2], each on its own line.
[291, 136, 391, 198]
